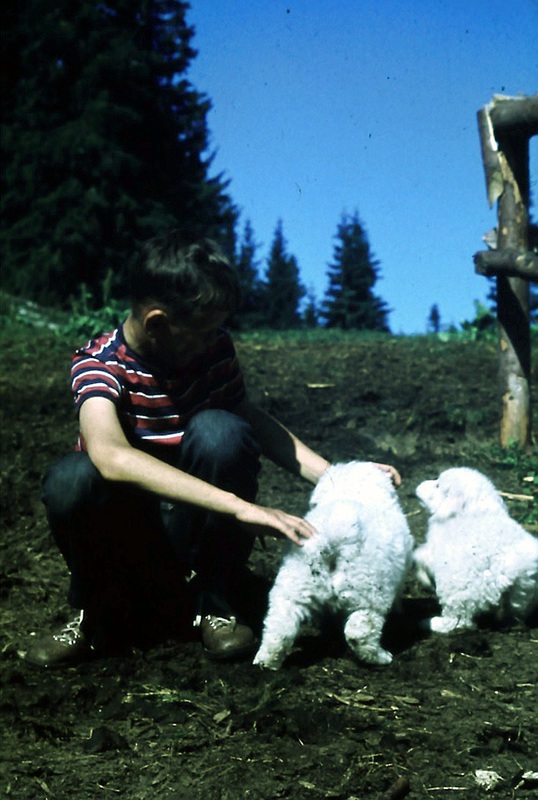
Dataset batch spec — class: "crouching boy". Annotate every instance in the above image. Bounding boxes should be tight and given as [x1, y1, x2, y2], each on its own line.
[25, 231, 334, 667]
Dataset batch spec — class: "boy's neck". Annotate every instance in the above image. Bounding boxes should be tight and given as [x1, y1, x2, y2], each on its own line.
[123, 312, 151, 359]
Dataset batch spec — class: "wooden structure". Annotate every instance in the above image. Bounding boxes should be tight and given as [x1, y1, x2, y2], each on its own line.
[474, 93, 538, 450]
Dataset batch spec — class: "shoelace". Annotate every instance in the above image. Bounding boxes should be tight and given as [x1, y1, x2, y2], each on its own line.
[194, 614, 237, 630]
[52, 612, 84, 645]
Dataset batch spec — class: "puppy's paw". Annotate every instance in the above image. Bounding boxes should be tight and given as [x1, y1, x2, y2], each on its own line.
[367, 648, 393, 666]
[429, 615, 472, 634]
[252, 650, 283, 670]
[349, 644, 393, 665]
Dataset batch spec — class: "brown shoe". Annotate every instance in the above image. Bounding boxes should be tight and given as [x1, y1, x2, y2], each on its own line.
[198, 615, 257, 661]
[23, 613, 93, 668]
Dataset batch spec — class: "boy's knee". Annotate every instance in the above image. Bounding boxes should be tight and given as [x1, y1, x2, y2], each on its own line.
[184, 409, 259, 465]
[42, 452, 105, 516]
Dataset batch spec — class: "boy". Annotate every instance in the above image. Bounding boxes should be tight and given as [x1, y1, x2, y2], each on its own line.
[25, 230, 400, 667]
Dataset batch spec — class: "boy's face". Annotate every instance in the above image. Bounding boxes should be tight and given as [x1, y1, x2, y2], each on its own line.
[149, 307, 229, 369]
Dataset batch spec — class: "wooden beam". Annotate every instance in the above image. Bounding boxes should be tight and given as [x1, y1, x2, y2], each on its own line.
[488, 93, 538, 138]
[477, 95, 537, 207]
[474, 250, 538, 281]
[477, 106, 504, 207]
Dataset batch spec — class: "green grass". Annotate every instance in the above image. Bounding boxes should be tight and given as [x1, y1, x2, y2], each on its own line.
[2, 289, 537, 345]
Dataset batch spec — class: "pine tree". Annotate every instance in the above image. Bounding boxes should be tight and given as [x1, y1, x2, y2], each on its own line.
[530, 283, 538, 324]
[427, 304, 441, 333]
[320, 212, 390, 332]
[486, 277, 497, 313]
[263, 220, 305, 329]
[233, 219, 264, 328]
[0, 0, 237, 305]
[302, 286, 320, 328]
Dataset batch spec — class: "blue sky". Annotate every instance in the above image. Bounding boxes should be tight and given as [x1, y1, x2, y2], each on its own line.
[186, 0, 537, 334]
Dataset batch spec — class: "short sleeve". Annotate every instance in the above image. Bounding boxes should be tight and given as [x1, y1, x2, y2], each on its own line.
[71, 354, 122, 410]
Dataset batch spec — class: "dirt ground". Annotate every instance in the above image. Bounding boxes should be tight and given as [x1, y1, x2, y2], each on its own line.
[1, 329, 537, 799]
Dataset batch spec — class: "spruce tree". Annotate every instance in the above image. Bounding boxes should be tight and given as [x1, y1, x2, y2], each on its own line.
[320, 212, 390, 332]
[427, 304, 441, 333]
[0, 0, 237, 305]
[530, 283, 538, 324]
[302, 286, 320, 328]
[233, 219, 264, 328]
[263, 220, 305, 329]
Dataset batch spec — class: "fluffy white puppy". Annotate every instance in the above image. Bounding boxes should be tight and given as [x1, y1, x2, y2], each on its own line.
[253, 461, 413, 670]
[414, 467, 538, 633]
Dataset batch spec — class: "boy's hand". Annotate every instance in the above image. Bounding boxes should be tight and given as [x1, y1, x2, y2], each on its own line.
[372, 462, 402, 486]
[236, 503, 317, 546]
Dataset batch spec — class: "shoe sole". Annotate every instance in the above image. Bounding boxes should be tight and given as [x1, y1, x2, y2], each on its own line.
[203, 640, 258, 662]
[22, 647, 94, 669]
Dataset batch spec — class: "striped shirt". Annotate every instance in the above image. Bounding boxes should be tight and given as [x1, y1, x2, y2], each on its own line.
[71, 324, 245, 458]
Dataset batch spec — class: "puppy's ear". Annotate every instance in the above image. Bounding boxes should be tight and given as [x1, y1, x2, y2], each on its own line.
[433, 483, 467, 519]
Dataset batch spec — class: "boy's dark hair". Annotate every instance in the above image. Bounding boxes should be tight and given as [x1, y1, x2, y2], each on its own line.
[129, 230, 241, 319]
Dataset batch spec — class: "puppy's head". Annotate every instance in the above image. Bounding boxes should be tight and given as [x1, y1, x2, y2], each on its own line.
[416, 467, 505, 521]
[310, 460, 395, 508]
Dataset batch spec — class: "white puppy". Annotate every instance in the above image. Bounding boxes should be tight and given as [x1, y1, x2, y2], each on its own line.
[253, 461, 413, 670]
[414, 467, 538, 633]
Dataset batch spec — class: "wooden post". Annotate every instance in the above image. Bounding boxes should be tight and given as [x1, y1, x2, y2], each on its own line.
[475, 94, 538, 450]
[496, 139, 530, 449]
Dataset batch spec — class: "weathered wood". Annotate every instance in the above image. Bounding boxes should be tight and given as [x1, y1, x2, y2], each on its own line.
[497, 274, 531, 450]
[488, 93, 538, 138]
[495, 145, 531, 450]
[476, 95, 534, 450]
[477, 107, 504, 207]
[474, 250, 538, 281]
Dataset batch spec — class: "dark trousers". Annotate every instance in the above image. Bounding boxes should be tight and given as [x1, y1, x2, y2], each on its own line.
[42, 410, 261, 649]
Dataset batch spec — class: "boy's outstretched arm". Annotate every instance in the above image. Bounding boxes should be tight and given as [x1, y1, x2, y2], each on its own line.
[79, 396, 315, 545]
[236, 399, 401, 486]
[235, 398, 330, 484]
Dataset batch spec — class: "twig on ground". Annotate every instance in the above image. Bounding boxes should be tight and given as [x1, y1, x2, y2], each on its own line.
[499, 490, 534, 501]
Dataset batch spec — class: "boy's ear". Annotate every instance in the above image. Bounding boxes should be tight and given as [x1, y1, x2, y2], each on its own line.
[144, 309, 169, 337]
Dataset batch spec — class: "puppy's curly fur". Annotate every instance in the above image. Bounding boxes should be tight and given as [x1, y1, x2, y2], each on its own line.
[253, 461, 413, 670]
[414, 467, 538, 633]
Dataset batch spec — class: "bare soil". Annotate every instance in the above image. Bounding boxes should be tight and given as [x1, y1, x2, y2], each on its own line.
[1, 329, 537, 799]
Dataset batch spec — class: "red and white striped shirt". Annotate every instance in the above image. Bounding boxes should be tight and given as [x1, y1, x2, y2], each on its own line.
[71, 324, 245, 458]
